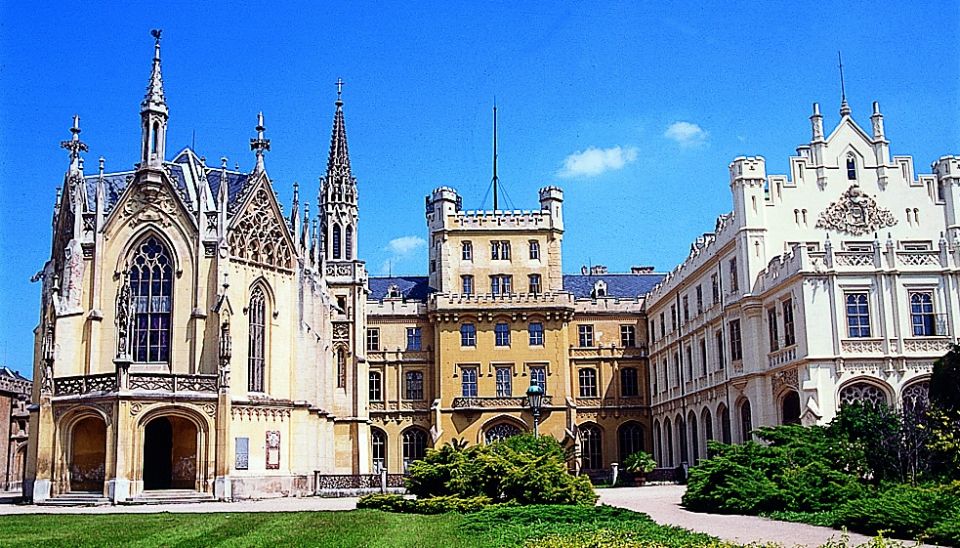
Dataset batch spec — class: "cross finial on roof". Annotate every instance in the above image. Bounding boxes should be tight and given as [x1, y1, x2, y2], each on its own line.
[250, 111, 270, 173]
[335, 78, 345, 105]
[60, 114, 89, 170]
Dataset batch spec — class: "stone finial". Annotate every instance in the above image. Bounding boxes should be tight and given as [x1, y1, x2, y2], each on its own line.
[250, 111, 270, 174]
[59, 114, 88, 172]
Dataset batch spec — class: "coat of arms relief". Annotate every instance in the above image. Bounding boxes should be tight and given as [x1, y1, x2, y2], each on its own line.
[815, 184, 897, 236]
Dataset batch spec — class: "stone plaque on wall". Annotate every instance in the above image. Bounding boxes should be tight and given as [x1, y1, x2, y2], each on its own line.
[235, 437, 249, 470]
[266, 431, 280, 470]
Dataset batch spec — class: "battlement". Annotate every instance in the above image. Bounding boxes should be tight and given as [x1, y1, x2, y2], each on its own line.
[934, 156, 960, 180]
[729, 156, 767, 184]
[427, 186, 564, 232]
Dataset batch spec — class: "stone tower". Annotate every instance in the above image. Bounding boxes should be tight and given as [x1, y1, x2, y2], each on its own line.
[319, 83, 370, 473]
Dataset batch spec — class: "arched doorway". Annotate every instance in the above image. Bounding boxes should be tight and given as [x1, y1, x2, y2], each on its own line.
[781, 391, 801, 425]
[70, 417, 106, 492]
[143, 416, 198, 490]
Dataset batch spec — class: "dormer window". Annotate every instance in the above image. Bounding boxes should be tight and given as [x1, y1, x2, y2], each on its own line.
[387, 285, 402, 299]
[846, 156, 857, 180]
[591, 280, 607, 299]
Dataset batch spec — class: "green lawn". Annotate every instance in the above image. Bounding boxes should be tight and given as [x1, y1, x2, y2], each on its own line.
[0, 505, 725, 548]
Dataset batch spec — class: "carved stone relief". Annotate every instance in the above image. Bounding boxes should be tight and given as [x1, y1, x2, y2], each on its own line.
[815, 184, 897, 236]
[228, 185, 294, 270]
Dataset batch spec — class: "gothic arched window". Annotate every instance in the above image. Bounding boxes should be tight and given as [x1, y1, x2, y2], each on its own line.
[839, 381, 887, 407]
[332, 224, 342, 260]
[618, 422, 644, 461]
[484, 423, 522, 444]
[371, 428, 387, 473]
[129, 236, 173, 363]
[579, 424, 602, 470]
[846, 156, 857, 180]
[402, 428, 428, 471]
[248, 286, 266, 392]
[739, 399, 753, 442]
[345, 225, 353, 260]
[336, 348, 346, 388]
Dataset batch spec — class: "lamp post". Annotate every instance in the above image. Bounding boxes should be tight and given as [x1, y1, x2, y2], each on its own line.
[526, 383, 545, 437]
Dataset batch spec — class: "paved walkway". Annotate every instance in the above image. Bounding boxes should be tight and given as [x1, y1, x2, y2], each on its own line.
[598, 485, 937, 547]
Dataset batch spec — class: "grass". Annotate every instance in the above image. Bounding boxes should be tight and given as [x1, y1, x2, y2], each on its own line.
[0, 505, 720, 548]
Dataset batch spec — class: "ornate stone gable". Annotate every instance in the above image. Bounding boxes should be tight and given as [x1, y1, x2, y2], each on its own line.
[228, 177, 295, 271]
[815, 184, 897, 236]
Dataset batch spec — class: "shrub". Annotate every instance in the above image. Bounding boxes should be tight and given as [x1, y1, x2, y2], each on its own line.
[777, 461, 867, 512]
[833, 483, 960, 541]
[406, 434, 597, 506]
[622, 451, 657, 475]
[356, 493, 493, 514]
[683, 441, 788, 514]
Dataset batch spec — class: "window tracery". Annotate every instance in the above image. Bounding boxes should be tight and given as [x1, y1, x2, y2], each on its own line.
[128, 236, 172, 363]
[902, 381, 930, 413]
[839, 382, 887, 407]
[484, 423, 522, 444]
[248, 286, 266, 392]
[228, 186, 294, 270]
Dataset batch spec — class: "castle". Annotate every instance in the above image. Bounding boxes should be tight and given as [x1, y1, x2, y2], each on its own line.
[24, 35, 959, 502]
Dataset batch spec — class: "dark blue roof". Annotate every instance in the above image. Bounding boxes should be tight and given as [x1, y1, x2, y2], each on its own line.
[562, 274, 664, 299]
[368, 276, 433, 301]
[82, 148, 250, 213]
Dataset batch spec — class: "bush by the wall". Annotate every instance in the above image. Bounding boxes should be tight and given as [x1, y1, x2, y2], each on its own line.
[832, 483, 960, 544]
[356, 493, 493, 514]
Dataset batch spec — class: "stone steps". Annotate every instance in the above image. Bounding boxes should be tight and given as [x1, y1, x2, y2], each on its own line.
[125, 489, 215, 505]
[37, 491, 110, 507]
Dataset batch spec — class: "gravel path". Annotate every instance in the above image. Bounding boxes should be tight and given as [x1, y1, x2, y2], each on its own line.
[598, 485, 939, 547]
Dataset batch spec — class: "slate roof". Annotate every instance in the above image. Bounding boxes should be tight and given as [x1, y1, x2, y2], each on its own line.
[367, 273, 664, 302]
[82, 147, 250, 214]
[368, 276, 433, 301]
[562, 273, 664, 299]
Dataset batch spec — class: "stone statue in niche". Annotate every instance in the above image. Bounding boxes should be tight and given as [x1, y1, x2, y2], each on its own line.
[115, 277, 132, 360]
[815, 184, 897, 236]
[60, 239, 86, 313]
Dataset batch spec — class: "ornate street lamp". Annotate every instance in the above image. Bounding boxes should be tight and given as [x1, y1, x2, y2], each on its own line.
[526, 383, 545, 437]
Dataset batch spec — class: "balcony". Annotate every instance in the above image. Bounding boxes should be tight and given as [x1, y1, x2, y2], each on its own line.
[451, 396, 553, 410]
[54, 374, 117, 396]
[128, 373, 218, 393]
[767, 345, 798, 368]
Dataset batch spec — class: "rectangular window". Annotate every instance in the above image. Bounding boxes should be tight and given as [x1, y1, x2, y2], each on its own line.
[729, 320, 742, 361]
[460, 323, 476, 347]
[716, 330, 725, 370]
[495, 367, 512, 397]
[404, 370, 424, 400]
[846, 293, 871, 338]
[366, 328, 380, 352]
[649, 320, 656, 343]
[700, 338, 707, 376]
[490, 241, 500, 260]
[652, 363, 658, 394]
[462, 275, 474, 295]
[673, 352, 680, 385]
[501, 241, 511, 260]
[783, 299, 796, 347]
[490, 275, 512, 296]
[461, 241, 473, 261]
[529, 240, 540, 260]
[578, 324, 594, 347]
[620, 325, 636, 347]
[528, 322, 544, 346]
[461, 367, 478, 397]
[659, 312, 666, 337]
[235, 437, 249, 470]
[682, 296, 689, 323]
[620, 367, 639, 397]
[528, 274, 542, 294]
[696, 285, 703, 314]
[530, 366, 546, 392]
[369, 371, 383, 402]
[491, 240, 511, 260]
[406, 327, 422, 351]
[729, 258, 739, 292]
[671, 305, 677, 331]
[578, 368, 598, 398]
[768, 307, 779, 351]
[909, 292, 936, 336]
[711, 273, 720, 304]
[685, 345, 693, 378]
[495, 322, 511, 347]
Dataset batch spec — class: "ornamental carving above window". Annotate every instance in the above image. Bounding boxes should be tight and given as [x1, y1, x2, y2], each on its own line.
[228, 186, 294, 270]
[839, 382, 887, 407]
[815, 184, 897, 236]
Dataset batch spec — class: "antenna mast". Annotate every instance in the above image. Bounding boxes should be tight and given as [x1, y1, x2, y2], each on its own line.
[492, 103, 499, 212]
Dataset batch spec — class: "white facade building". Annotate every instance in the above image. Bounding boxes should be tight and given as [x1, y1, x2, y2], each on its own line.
[645, 99, 960, 467]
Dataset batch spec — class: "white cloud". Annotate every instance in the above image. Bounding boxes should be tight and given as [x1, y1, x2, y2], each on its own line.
[556, 146, 638, 178]
[380, 235, 427, 275]
[664, 121, 708, 147]
[385, 236, 426, 256]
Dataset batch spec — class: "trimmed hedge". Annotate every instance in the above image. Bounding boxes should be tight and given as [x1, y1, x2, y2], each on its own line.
[357, 493, 494, 514]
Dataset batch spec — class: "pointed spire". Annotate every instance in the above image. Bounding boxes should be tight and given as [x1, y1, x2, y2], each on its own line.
[142, 30, 168, 116]
[326, 78, 352, 178]
[95, 157, 106, 222]
[250, 111, 270, 174]
[838, 51, 851, 117]
[60, 115, 88, 173]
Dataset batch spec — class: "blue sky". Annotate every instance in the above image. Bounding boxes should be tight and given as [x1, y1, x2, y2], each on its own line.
[1, 1, 957, 376]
